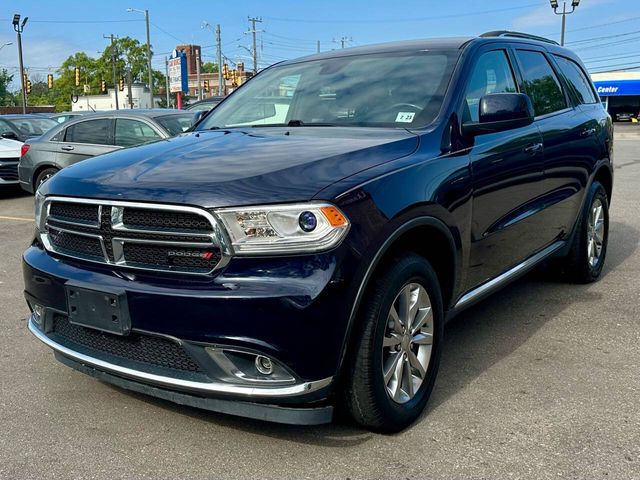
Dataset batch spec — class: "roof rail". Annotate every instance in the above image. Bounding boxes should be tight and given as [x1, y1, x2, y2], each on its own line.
[480, 31, 559, 46]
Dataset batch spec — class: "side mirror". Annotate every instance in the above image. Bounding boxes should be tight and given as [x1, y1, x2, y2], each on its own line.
[1, 131, 20, 141]
[462, 93, 534, 137]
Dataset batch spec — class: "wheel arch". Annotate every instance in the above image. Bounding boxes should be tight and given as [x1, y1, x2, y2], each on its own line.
[32, 163, 58, 191]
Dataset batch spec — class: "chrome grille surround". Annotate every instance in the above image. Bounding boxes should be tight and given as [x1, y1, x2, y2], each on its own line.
[39, 196, 231, 275]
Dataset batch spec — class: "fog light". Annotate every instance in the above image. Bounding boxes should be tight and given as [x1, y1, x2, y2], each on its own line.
[32, 304, 44, 325]
[255, 355, 273, 375]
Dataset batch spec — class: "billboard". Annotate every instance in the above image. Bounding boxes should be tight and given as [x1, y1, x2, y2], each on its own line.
[593, 80, 640, 97]
[169, 51, 188, 93]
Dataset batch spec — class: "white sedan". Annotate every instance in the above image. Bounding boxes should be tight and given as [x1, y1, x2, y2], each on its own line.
[0, 138, 23, 187]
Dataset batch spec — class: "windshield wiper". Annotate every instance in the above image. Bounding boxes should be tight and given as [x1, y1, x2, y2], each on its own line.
[286, 120, 337, 127]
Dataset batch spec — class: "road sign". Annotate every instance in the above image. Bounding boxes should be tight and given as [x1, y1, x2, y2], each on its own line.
[169, 50, 188, 93]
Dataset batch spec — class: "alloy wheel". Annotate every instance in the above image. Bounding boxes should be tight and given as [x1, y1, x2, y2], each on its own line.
[382, 282, 434, 404]
[587, 198, 605, 268]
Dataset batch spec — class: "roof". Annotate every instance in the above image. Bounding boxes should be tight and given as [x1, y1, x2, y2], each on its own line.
[281, 37, 473, 65]
[74, 109, 193, 119]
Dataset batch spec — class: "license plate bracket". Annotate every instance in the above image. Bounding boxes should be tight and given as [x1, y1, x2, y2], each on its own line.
[65, 281, 131, 336]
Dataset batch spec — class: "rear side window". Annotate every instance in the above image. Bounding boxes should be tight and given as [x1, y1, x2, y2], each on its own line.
[553, 55, 598, 104]
[463, 50, 517, 123]
[515, 50, 567, 116]
[64, 119, 111, 145]
[115, 119, 162, 147]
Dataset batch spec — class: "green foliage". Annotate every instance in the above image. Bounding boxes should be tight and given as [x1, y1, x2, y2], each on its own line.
[0, 69, 16, 106]
[202, 62, 219, 74]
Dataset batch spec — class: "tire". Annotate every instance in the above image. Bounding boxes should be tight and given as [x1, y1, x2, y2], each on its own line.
[344, 253, 443, 433]
[559, 180, 609, 283]
[34, 167, 58, 190]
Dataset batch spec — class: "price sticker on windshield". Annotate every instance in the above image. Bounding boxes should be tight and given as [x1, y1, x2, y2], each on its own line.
[395, 112, 415, 123]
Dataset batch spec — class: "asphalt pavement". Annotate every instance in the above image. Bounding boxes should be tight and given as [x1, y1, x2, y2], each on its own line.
[0, 131, 638, 479]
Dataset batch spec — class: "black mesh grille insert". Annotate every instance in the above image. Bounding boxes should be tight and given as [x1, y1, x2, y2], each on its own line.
[123, 243, 220, 271]
[49, 202, 99, 223]
[48, 228, 103, 258]
[53, 315, 203, 373]
[0, 161, 18, 181]
[123, 208, 212, 232]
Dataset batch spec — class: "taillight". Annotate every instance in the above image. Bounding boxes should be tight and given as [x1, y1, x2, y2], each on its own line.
[20, 144, 30, 157]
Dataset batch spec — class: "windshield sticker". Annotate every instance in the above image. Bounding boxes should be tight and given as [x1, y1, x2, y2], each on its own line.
[395, 112, 415, 123]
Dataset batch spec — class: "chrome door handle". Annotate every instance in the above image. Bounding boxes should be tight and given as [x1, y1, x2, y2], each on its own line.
[523, 142, 543, 155]
[61, 145, 74, 151]
[581, 128, 597, 137]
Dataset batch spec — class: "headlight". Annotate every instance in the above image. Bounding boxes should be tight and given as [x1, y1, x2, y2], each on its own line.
[34, 191, 46, 231]
[215, 203, 350, 255]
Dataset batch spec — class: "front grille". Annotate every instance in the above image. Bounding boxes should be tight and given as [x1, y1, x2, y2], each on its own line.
[53, 315, 203, 373]
[123, 208, 211, 232]
[48, 227, 103, 259]
[42, 199, 224, 275]
[0, 160, 18, 181]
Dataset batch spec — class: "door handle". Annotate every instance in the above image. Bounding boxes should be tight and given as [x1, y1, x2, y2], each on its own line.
[581, 127, 597, 137]
[61, 145, 74, 151]
[523, 142, 543, 155]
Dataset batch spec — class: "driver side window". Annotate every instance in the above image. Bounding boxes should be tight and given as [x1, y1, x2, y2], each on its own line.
[464, 50, 517, 123]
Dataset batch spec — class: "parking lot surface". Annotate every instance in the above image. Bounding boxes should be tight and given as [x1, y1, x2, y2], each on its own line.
[0, 133, 638, 479]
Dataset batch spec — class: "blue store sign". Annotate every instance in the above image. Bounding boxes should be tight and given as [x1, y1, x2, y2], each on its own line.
[592, 79, 640, 97]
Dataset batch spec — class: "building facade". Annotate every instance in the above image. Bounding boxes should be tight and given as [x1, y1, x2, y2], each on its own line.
[591, 71, 640, 121]
[71, 84, 157, 112]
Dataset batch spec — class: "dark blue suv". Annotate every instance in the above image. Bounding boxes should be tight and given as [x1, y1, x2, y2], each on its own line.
[24, 32, 613, 432]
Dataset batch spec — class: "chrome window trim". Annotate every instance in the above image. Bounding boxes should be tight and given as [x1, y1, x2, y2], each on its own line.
[28, 317, 331, 398]
[39, 196, 232, 276]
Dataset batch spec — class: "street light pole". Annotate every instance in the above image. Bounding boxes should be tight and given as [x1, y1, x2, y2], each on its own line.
[12, 14, 28, 114]
[128, 8, 154, 107]
[202, 22, 224, 96]
[550, 0, 580, 46]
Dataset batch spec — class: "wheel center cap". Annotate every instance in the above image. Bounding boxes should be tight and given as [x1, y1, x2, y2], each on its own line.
[401, 334, 411, 351]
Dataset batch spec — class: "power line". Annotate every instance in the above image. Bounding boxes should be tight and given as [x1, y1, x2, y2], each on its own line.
[150, 21, 185, 44]
[567, 29, 640, 45]
[263, 2, 539, 24]
[589, 63, 640, 73]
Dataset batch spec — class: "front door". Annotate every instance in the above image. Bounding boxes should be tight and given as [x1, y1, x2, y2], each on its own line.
[463, 48, 548, 289]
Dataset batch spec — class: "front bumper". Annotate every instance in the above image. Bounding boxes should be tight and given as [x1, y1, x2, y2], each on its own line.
[24, 239, 357, 423]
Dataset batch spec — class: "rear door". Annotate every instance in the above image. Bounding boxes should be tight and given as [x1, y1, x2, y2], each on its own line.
[56, 118, 118, 169]
[513, 48, 602, 239]
[464, 47, 548, 289]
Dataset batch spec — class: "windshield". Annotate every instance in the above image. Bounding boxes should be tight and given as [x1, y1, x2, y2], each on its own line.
[10, 117, 58, 136]
[197, 50, 459, 130]
[156, 114, 196, 136]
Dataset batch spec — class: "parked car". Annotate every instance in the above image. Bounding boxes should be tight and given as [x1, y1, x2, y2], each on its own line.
[0, 137, 23, 187]
[23, 32, 613, 432]
[0, 115, 58, 142]
[186, 96, 224, 112]
[615, 112, 635, 122]
[18, 109, 196, 192]
[50, 112, 90, 124]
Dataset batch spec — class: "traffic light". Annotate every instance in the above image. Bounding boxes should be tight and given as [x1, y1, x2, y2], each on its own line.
[26, 79, 32, 94]
[231, 69, 238, 87]
[100, 79, 107, 93]
[47, 74, 53, 89]
[203, 80, 209, 92]
[23, 73, 27, 85]
[223, 63, 229, 80]
[118, 77, 125, 91]
[74, 67, 80, 87]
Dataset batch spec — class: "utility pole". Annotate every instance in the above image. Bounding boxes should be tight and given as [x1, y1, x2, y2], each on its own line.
[127, 8, 154, 107]
[248, 16, 262, 74]
[196, 47, 202, 101]
[104, 34, 119, 110]
[126, 68, 133, 109]
[317, 40, 320, 53]
[216, 24, 223, 96]
[550, 0, 580, 46]
[164, 56, 170, 107]
[12, 14, 28, 114]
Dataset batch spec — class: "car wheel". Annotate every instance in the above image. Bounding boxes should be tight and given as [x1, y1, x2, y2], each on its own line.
[35, 168, 58, 189]
[344, 253, 443, 432]
[559, 180, 609, 283]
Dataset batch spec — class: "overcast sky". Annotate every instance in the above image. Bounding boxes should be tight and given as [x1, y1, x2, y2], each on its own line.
[1, 0, 638, 87]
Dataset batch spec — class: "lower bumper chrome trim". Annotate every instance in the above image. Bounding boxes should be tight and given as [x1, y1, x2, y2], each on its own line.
[28, 316, 332, 398]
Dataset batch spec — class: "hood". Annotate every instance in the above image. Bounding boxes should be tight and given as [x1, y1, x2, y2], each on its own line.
[43, 127, 419, 207]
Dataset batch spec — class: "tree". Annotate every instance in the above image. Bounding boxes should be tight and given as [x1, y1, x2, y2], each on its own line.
[202, 62, 219, 74]
[0, 69, 15, 106]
